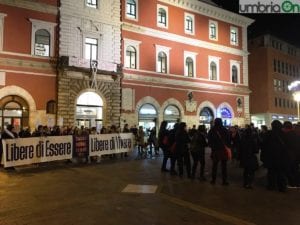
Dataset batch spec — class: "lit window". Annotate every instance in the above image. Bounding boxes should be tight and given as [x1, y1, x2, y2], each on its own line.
[210, 62, 217, 80]
[158, 51, 167, 73]
[30, 19, 56, 57]
[126, 0, 136, 19]
[209, 21, 218, 40]
[230, 27, 238, 45]
[34, 29, 50, 57]
[232, 65, 238, 83]
[85, 38, 98, 60]
[86, 0, 97, 8]
[125, 46, 136, 69]
[186, 57, 194, 77]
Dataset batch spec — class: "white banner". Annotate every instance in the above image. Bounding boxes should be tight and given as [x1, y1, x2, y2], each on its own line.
[2, 136, 73, 168]
[89, 133, 134, 156]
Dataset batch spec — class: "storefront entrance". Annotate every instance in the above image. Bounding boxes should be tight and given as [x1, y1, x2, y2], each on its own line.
[199, 107, 214, 129]
[138, 103, 157, 136]
[0, 95, 29, 132]
[163, 105, 180, 129]
[76, 92, 103, 130]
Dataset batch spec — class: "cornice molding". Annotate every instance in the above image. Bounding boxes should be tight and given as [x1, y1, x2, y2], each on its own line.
[0, 0, 58, 15]
[123, 72, 251, 94]
[0, 56, 56, 72]
[122, 23, 249, 56]
[158, 0, 254, 27]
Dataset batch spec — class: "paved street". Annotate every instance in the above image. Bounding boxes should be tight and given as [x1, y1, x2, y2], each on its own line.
[0, 150, 299, 225]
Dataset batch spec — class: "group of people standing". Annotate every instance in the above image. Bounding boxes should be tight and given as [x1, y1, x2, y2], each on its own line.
[157, 118, 300, 192]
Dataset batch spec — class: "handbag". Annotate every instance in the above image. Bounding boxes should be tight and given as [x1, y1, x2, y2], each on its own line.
[224, 145, 232, 160]
[216, 131, 232, 161]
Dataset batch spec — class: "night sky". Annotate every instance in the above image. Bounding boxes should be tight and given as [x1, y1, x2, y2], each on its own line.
[210, 0, 300, 47]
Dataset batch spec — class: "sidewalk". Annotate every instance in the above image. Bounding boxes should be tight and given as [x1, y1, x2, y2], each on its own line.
[0, 149, 299, 225]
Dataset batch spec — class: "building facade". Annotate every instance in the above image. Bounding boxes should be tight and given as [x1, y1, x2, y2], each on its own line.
[121, 0, 253, 130]
[58, 0, 122, 129]
[0, 0, 58, 131]
[249, 34, 300, 127]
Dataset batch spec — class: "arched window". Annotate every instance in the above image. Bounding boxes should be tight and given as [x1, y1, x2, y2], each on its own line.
[185, 16, 193, 33]
[158, 8, 167, 26]
[186, 57, 194, 77]
[164, 105, 180, 128]
[125, 46, 136, 69]
[209, 23, 216, 39]
[0, 95, 29, 130]
[210, 62, 217, 80]
[138, 104, 158, 132]
[126, 0, 136, 18]
[35, 29, 50, 57]
[158, 51, 167, 73]
[232, 65, 238, 83]
[76, 92, 103, 128]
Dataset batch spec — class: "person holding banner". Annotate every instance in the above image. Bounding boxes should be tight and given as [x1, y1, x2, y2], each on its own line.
[1, 124, 18, 170]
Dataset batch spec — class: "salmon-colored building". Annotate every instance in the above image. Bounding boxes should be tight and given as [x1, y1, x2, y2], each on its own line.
[0, 0, 58, 131]
[121, 0, 254, 130]
[249, 34, 300, 127]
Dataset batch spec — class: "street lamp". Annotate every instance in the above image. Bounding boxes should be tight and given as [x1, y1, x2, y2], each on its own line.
[288, 81, 300, 123]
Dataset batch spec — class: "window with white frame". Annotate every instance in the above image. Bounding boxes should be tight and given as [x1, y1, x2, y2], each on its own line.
[34, 29, 50, 57]
[210, 62, 217, 80]
[126, 0, 137, 19]
[156, 45, 170, 73]
[158, 52, 167, 73]
[30, 19, 56, 57]
[85, 37, 98, 60]
[157, 5, 168, 28]
[125, 46, 136, 69]
[232, 66, 238, 83]
[186, 57, 193, 77]
[124, 38, 141, 70]
[209, 20, 218, 40]
[184, 51, 197, 77]
[208, 56, 220, 81]
[230, 26, 238, 45]
[185, 13, 194, 35]
[0, 13, 6, 51]
[230, 60, 240, 84]
[86, 0, 97, 8]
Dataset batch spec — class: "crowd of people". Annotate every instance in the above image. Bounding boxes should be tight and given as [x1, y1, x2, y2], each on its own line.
[1, 120, 300, 193]
[157, 118, 300, 192]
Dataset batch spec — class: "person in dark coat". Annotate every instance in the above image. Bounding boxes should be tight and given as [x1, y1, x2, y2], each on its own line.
[1, 124, 18, 170]
[282, 121, 300, 187]
[175, 122, 191, 178]
[207, 118, 230, 185]
[240, 126, 259, 189]
[169, 123, 179, 175]
[190, 125, 208, 180]
[158, 121, 170, 172]
[263, 120, 289, 192]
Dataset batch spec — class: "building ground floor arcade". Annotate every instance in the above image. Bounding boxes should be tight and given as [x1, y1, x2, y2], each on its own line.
[121, 82, 250, 132]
